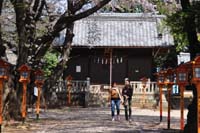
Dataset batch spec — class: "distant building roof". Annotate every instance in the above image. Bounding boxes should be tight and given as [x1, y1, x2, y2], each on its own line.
[72, 13, 174, 48]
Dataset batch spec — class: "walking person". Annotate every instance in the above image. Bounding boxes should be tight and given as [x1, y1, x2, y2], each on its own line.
[122, 79, 133, 121]
[110, 82, 123, 121]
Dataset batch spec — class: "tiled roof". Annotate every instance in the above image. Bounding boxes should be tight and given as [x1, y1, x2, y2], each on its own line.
[72, 13, 174, 48]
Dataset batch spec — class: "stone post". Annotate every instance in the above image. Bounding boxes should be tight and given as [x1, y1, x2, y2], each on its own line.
[84, 77, 90, 108]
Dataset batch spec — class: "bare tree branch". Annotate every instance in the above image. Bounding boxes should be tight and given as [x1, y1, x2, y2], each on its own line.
[72, 0, 111, 21]
[33, 0, 41, 12]
[34, 0, 45, 21]
[34, 0, 111, 63]
[54, 0, 111, 30]
[68, 0, 87, 14]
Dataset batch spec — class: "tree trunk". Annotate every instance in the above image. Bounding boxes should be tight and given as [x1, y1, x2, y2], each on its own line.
[3, 0, 30, 120]
[184, 85, 197, 133]
[3, 74, 22, 120]
[181, 0, 200, 132]
[181, 0, 200, 60]
[0, 0, 20, 121]
[44, 24, 74, 104]
[2, 0, 112, 119]
[14, 2, 29, 67]
[0, 0, 6, 58]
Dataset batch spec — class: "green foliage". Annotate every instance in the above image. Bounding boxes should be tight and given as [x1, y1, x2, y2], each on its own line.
[153, 10, 188, 67]
[165, 11, 189, 52]
[154, 47, 177, 68]
[165, 2, 200, 53]
[133, 4, 144, 13]
[101, 6, 112, 12]
[155, 1, 177, 15]
[192, 2, 200, 34]
[100, 0, 145, 13]
[42, 50, 60, 77]
[154, 54, 167, 68]
[117, 4, 144, 13]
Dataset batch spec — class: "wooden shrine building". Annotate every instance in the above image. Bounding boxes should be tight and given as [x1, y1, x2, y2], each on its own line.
[62, 13, 174, 84]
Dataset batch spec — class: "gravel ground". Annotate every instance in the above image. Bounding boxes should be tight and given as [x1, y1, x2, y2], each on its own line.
[2, 107, 188, 133]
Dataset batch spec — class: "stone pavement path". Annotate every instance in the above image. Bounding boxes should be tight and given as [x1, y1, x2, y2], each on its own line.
[3, 107, 187, 133]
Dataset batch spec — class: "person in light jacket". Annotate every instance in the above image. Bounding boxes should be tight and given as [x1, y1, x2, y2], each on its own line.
[110, 82, 122, 121]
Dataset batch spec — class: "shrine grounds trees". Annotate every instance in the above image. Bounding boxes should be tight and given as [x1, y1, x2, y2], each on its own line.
[166, 1, 200, 59]
[112, 0, 200, 132]
[1, 1, 200, 131]
[160, 1, 200, 132]
[178, 1, 200, 133]
[0, 0, 111, 120]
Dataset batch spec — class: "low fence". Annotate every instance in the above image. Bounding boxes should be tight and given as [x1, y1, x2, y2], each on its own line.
[48, 79, 90, 107]
[131, 81, 158, 94]
[130, 81, 159, 108]
[71, 81, 159, 108]
[47, 80, 160, 108]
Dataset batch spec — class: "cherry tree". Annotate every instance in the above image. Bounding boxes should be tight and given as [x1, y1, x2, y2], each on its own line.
[0, 0, 111, 119]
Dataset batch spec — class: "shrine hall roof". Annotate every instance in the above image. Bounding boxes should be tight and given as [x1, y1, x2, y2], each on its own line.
[73, 13, 173, 48]
[55, 13, 174, 48]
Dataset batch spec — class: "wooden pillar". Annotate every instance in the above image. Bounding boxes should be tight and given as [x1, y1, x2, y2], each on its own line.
[0, 79, 3, 132]
[109, 49, 113, 88]
[197, 83, 200, 133]
[167, 85, 172, 129]
[22, 82, 27, 123]
[142, 85, 146, 108]
[66, 75, 72, 106]
[180, 85, 185, 131]
[126, 56, 129, 78]
[159, 84, 163, 122]
[87, 56, 91, 78]
[36, 85, 41, 120]
[67, 85, 72, 106]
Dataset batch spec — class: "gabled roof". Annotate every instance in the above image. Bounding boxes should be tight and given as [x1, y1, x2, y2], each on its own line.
[72, 13, 174, 48]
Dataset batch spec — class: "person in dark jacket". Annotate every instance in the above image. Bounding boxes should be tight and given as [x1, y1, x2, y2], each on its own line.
[122, 79, 133, 121]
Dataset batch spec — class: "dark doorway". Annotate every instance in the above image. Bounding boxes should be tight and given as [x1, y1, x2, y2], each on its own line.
[112, 62, 126, 84]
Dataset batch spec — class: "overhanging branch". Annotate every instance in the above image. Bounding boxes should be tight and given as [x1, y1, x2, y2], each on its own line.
[72, 0, 111, 21]
[34, 0, 111, 63]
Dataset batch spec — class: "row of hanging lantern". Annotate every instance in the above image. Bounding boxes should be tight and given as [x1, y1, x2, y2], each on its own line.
[155, 55, 200, 132]
[0, 59, 45, 128]
[93, 56, 123, 64]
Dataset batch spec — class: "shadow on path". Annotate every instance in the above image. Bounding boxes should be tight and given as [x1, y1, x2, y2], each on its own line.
[3, 107, 182, 133]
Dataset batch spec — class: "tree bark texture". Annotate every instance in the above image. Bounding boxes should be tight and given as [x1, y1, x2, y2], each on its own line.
[184, 85, 197, 133]
[1, 0, 111, 119]
[181, 0, 200, 132]
[0, 0, 6, 58]
[181, 0, 200, 60]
